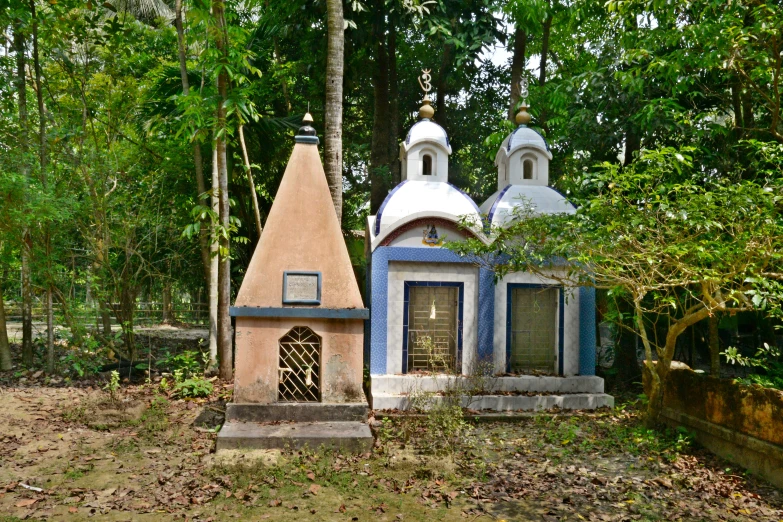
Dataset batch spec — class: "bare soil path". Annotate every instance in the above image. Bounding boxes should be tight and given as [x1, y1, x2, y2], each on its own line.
[0, 382, 781, 521]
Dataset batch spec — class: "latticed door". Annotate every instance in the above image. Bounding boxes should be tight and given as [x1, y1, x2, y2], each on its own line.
[509, 287, 558, 374]
[278, 326, 321, 402]
[407, 286, 459, 372]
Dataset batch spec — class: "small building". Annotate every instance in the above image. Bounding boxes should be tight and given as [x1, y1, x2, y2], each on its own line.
[218, 115, 372, 452]
[365, 77, 612, 410]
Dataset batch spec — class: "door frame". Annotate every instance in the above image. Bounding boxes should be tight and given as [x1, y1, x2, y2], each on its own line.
[401, 281, 464, 374]
[505, 283, 565, 375]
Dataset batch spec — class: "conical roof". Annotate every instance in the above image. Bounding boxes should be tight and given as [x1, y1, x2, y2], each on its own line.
[235, 133, 364, 310]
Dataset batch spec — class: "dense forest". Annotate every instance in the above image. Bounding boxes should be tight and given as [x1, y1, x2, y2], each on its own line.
[1, 0, 781, 383]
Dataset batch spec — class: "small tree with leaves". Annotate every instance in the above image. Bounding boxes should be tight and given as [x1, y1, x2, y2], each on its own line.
[450, 147, 783, 425]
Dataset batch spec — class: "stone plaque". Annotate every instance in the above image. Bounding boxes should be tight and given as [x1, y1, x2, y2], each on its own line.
[283, 272, 321, 304]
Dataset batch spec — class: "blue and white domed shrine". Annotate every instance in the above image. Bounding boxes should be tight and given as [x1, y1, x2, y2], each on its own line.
[481, 119, 575, 229]
[365, 74, 611, 411]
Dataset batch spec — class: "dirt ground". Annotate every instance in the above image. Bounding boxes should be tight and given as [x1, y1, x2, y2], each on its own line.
[1, 382, 782, 522]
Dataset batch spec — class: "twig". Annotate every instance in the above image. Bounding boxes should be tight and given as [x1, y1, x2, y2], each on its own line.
[19, 483, 43, 492]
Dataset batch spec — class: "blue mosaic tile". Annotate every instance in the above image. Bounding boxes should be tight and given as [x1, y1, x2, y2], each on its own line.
[579, 286, 596, 376]
[368, 246, 495, 375]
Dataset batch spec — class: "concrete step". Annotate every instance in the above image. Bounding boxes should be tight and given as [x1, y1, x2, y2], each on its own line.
[371, 392, 614, 411]
[226, 402, 369, 423]
[216, 421, 373, 453]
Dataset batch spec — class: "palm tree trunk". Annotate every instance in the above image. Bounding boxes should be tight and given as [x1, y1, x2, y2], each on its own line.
[325, 0, 345, 223]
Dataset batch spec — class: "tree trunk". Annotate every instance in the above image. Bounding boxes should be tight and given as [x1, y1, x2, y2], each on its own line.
[46, 289, 53, 373]
[175, 0, 211, 286]
[325, 0, 345, 224]
[0, 283, 11, 371]
[731, 76, 743, 139]
[508, 26, 527, 121]
[387, 18, 401, 185]
[32, 0, 53, 373]
[612, 296, 642, 385]
[537, 11, 552, 131]
[208, 146, 219, 372]
[213, 0, 233, 380]
[435, 43, 455, 128]
[238, 125, 263, 239]
[369, 5, 391, 214]
[709, 313, 720, 377]
[162, 284, 172, 323]
[15, 20, 33, 367]
[539, 16, 551, 87]
[741, 87, 754, 131]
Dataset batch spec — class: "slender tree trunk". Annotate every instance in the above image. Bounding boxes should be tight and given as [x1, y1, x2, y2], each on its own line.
[731, 76, 743, 139]
[101, 303, 112, 336]
[325, 0, 344, 223]
[537, 11, 552, 131]
[370, 6, 390, 214]
[508, 27, 527, 121]
[31, 0, 54, 374]
[175, 0, 211, 286]
[709, 313, 720, 377]
[238, 125, 263, 238]
[213, 0, 233, 380]
[612, 296, 641, 384]
[387, 18, 400, 186]
[15, 21, 34, 367]
[435, 43, 455, 128]
[162, 284, 172, 323]
[0, 283, 11, 371]
[209, 146, 219, 371]
[741, 88, 754, 132]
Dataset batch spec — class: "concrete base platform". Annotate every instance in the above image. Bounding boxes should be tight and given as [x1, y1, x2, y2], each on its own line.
[226, 403, 369, 423]
[370, 375, 606, 395]
[216, 421, 373, 453]
[372, 392, 614, 411]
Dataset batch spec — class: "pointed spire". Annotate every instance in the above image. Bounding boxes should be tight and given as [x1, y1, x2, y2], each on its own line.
[418, 68, 435, 120]
[296, 108, 319, 144]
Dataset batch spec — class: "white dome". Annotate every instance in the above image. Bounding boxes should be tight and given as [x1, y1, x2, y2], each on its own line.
[405, 120, 450, 151]
[502, 125, 550, 156]
[480, 185, 575, 229]
[374, 180, 480, 237]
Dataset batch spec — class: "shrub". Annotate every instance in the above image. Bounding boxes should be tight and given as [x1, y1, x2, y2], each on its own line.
[173, 376, 213, 398]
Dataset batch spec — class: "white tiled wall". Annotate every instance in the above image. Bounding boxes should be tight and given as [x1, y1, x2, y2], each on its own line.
[493, 271, 580, 376]
[386, 261, 479, 374]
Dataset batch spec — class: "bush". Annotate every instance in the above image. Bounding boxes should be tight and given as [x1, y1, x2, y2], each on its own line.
[173, 376, 213, 398]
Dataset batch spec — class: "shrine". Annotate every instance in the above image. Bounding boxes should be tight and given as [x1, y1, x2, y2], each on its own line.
[217, 114, 372, 451]
[364, 73, 613, 411]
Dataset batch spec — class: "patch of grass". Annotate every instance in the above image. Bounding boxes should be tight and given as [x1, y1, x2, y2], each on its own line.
[61, 404, 88, 424]
[125, 395, 170, 441]
[110, 438, 140, 455]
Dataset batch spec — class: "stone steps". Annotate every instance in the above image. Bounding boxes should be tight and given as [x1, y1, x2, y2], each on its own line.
[216, 421, 373, 452]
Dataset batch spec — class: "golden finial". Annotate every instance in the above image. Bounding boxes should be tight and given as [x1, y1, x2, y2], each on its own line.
[515, 77, 532, 125]
[418, 69, 435, 119]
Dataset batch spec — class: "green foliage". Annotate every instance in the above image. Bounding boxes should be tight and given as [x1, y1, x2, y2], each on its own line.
[156, 350, 206, 379]
[104, 370, 121, 402]
[173, 376, 214, 399]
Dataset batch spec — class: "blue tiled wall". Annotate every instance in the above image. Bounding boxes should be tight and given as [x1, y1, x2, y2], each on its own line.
[369, 247, 494, 374]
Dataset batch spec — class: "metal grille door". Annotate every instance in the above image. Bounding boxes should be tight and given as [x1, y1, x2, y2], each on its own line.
[408, 286, 459, 372]
[510, 287, 558, 374]
[278, 326, 321, 402]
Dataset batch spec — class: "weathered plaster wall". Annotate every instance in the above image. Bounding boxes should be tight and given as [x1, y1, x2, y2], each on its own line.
[234, 317, 365, 404]
[645, 366, 783, 488]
